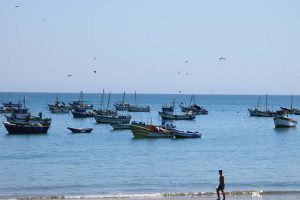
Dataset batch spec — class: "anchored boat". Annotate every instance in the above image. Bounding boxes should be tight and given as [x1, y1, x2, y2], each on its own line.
[159, 111, 196, 120]
[130, 124, 173, 138]
[128, 91, 150, 112]
[114, 92, 130, 111]
[69, 91, 93, 109]
[48, 95, 71, 113]
[171, 129, 202, 138]
[3, 121, 50, 134]
[280, 95, 300, 114]
[67, 127, 93, 133]
[248, 95, 276, 117]
[273, 111, 297, 128]
[180, 95, 208, 115]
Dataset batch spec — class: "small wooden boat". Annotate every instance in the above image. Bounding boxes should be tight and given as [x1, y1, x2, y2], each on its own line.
[67, 127, 93, 133]
[48, 95, 71, 113]
[248, 95, 276, 117]
[114, 92, 130, 111]
[71, 109, 95, 118]
[159, 111, 196, 120]
[273, 111, 297, 128]
[127, 91, 150, 112]
[69, 91, 93, 109]
[3, 121, 50, 134]
[180, 95, 208, 115]
[130, 124, 173, 138]
[171, 129, 202, 138]
[280, 95, 300, 114]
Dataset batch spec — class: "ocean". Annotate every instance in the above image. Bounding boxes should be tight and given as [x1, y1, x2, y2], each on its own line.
[0, 92, 299, 200]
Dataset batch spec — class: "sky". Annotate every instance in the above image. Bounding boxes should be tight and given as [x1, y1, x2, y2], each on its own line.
[0, 0, 299, 94]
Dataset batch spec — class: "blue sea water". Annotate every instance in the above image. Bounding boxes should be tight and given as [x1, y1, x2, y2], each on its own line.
[0, 92, 300, 199]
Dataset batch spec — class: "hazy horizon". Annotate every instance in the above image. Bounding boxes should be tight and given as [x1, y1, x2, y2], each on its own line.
[1, 0, 299, 95]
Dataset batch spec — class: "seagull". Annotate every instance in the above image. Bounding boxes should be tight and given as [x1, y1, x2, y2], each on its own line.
[14, 5, 19, 7]
[185, 72, 189, 76]
[67, 75, 72, 77]
[185, 60, 189, 63]
[93, 70, 96, 74]
[219, 57, 226, 60]
[177, 71, 181, 74]
[93, 57, 97, 60]
[179, 90, 182, 93]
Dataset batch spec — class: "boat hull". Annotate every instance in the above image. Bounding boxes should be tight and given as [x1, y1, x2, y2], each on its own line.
[130, 125, 173, 138]
[48, 104, 71, 114]
[273, 117, 297, 128]
[95, 115, 131, 124]
[3, 122, 49, 134]
[110, 123, 131, 130]
[67, 127, 93, 133]
[159, 112, 196, 120]
[128, 105, 150, 112]
[71, 111, 95, 118]
[248, 109, 276, 117]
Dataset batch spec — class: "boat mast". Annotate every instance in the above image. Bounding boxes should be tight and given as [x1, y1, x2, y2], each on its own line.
[265, 94, 268, 112]
[56, 94, 59, 104]
[189, 95, 193, 106]
[291, 95, 294, 110]
[122, 91, 125, 104]
[79, 91, 83, 103]
[106, 92, 111, 110]
[101, 89, 105, 109]
[256, 96, 261, 109]
[134, 91, 137, 104]
[23, 95, 26, 108]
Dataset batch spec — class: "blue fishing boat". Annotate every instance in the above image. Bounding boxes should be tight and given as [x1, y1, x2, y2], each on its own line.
[171, 129, 202, 138]
[71, 109, 95, 118]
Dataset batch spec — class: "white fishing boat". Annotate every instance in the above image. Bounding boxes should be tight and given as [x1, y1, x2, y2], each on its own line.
[274, 111, 297, 128]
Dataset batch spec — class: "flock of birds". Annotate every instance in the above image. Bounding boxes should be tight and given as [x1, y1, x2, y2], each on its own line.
[66, 57, 227, 78]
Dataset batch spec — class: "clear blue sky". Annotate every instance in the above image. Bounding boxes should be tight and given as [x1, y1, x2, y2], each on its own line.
[0, 0, 299, 94]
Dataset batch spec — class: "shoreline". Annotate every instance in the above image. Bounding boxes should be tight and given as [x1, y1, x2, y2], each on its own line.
[2, 190, 300, 200]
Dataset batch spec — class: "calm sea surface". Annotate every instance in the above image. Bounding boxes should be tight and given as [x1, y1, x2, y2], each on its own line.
[0, 93, 300, 200]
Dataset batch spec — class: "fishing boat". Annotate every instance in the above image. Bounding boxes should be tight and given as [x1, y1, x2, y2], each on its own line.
[280, 95, 300, 114]
[71, 108, 95, 118]
[48, 95, 71, 113]
[94, 91, 118, 116]
[69, 91, 93, 109]
[114, 92, 130, 111]
[3, 101, 22, 108]
[110, 121, 146, 130]
[248, 95, 276, 117]
[128, 91, 150, 112]
[273, 111, 297, 128]
[3, 121, 50, 134]
[180, 95, 208, 115]
[130, 124, 173, 138]
[171, 129, 202, 138]
[5, 97, 51, 126]
[162, 100, 175, 113]
[95, 114, 131, 124]
[67, 127, 93, 133]
[159, 111, 196, 120]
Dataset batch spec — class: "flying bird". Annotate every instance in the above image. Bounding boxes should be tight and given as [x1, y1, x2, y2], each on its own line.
[185, 72, 189, 76]
[67, 75, 72, 77]
[219, 57, 226, 60]
[185, 60, 189, 63]
[93, 70, 96, 74]
[14, 5, 19, 7]
[93, 57, 97, 60]
[177, 71, 181, 74]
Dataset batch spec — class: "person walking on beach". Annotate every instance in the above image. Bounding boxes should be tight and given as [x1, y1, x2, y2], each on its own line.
[216, 170, 225, 200]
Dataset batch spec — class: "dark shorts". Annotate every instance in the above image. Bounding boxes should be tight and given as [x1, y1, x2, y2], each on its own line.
[217, 184, 225, 191]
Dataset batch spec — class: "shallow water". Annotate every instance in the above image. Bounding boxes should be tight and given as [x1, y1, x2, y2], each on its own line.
[0, 93, 300, 199]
